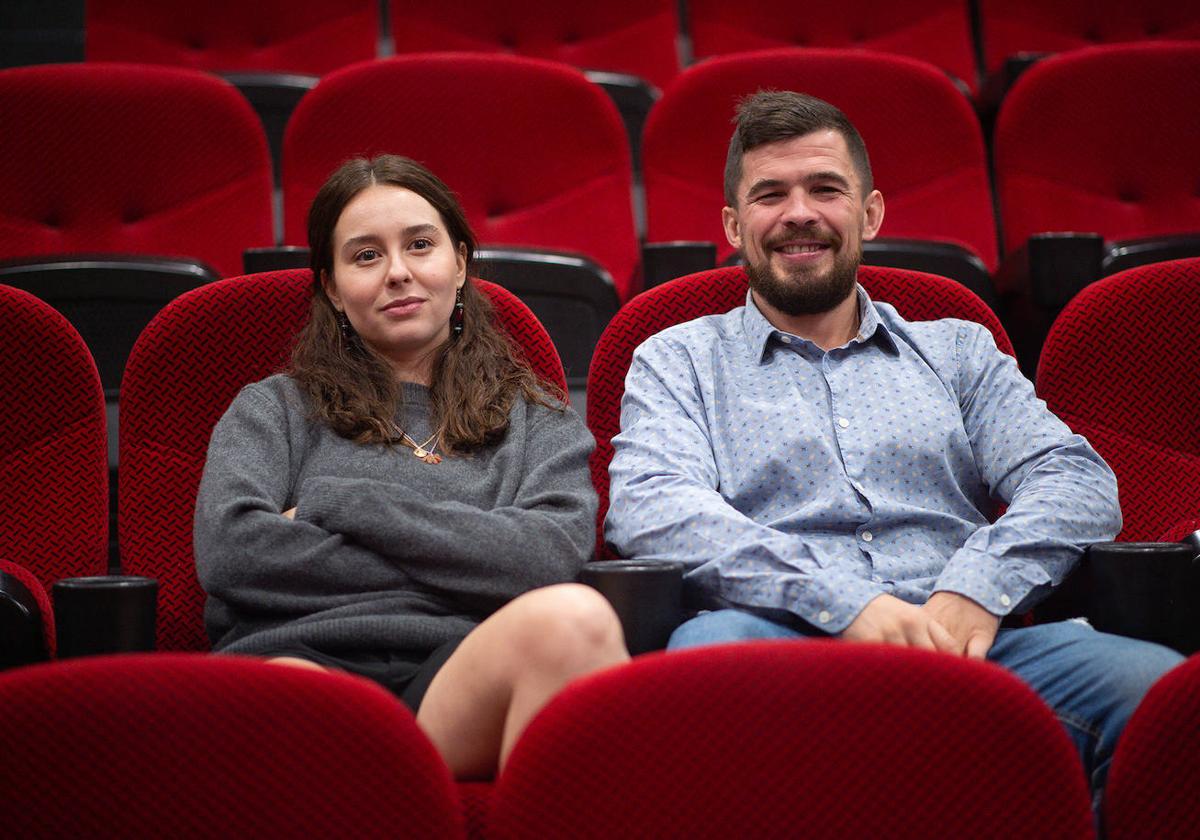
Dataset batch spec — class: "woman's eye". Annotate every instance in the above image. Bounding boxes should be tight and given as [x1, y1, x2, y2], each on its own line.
[354, 248, 380, 263]
[410, 238, 434, 251]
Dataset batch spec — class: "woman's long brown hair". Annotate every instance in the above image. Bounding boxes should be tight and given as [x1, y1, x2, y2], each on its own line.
[290, 155, 561, 452]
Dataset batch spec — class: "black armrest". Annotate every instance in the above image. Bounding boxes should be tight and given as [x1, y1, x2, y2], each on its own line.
[641, 241, 718, 289]
[0, 255, 219, 398]
[1038, 542, 1200, 656]
[1102, 233, 1200, 277]
[862, 238, 996, 306]
[220, 72, 318, 187]
[473, 247, 619, 390]
[978, 53, 1051, 120]
[243, 246, 311, 275]
[0, 569, 49, 668]
[579, 560, 684, 655]
[583, 70, 659, 175]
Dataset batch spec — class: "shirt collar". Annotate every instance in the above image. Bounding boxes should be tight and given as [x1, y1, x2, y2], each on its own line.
[742, 282, 899, 361]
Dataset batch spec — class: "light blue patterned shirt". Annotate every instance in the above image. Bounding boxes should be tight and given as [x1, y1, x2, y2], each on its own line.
[606, 286, 1121, 633]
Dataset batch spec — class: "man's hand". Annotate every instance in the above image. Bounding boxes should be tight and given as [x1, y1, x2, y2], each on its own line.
[921, 591, 1000, 660]
[842, 594, 959, 653]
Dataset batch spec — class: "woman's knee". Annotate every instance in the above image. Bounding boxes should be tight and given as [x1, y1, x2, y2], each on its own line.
[503, 583, 627, 671]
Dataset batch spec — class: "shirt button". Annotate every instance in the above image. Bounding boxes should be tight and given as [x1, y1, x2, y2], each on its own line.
[1000, 594, 1012, 607]
[780, 335, 792, 344]
[818, 611, 832, 624]
[837, 417, 849, 428]
[861, 531, 873, 542]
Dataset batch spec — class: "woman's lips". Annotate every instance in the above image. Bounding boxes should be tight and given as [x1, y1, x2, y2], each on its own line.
[381, 297, 425, 316]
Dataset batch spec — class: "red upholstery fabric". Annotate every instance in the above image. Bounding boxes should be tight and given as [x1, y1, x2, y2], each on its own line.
[0, 286, 107, 611]
[490, 641, 1094, 838]
[0, 653, 464, 839]
[1037, 258, 1200, 542]
[388, 0, 680, 90]
[643, 49, 997, 270]
[689, 0, 979, 94]
[85, 0, 377, 75]
[979, 0, 1200, 76]
[1105, 653, 1200, 839]
[994, 43, 1200, 257]
[0, 63, 273, 278]
[458, 781, 494, 840]
[586, 265, 1013, 556]
[282, 54, 640, 301]
[1159, 517, 1200, 543]
[119, 269, 564, 652]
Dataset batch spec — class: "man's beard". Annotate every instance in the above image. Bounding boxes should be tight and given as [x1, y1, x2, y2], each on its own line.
[745, 235, 861, 316]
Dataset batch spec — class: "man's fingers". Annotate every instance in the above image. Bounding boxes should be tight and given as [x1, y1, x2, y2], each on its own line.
[928, 619, 962, 655]
[964, 632, 992, 660]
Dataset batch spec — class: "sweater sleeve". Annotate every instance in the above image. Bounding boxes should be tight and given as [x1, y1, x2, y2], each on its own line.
[294, 401, 597, 612]
[194, 383, 413, 618]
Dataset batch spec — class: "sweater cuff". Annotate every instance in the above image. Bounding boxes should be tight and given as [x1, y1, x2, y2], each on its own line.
[294, 476, 356, 531]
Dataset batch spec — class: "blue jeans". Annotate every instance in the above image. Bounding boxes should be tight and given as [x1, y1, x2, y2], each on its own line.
[669, 610, 1184, 808]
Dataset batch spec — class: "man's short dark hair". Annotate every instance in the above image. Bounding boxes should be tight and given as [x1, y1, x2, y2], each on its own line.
[723, 90, 874, 206]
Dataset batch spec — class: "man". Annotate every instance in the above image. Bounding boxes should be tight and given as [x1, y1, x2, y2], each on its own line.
[605, 90, 1182, 805]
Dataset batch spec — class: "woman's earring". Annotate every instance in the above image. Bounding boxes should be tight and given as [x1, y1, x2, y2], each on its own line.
[451, 287, 465, 338]
[337, 310, 353, 341]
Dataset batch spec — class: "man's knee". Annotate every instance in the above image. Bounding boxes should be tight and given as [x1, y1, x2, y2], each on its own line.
[668, 609, 801, 650]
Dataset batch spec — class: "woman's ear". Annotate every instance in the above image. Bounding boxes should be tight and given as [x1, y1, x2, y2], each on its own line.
[320, 269, 343, 311]
[456, 243, 468, 289]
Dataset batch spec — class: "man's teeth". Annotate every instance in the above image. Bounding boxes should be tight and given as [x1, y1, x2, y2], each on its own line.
[778, 244, 825, 254]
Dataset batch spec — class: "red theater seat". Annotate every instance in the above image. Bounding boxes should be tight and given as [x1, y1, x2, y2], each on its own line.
[0, 654, 464, 839]
[0, 286, 108, 664]
[490, 642, 1094, 838]
[689, 0, 980, 95]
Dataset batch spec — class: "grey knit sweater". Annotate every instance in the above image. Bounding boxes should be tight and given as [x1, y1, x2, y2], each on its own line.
[193, 374, 597, 657]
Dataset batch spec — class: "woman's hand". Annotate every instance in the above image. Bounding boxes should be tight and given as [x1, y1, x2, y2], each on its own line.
[282, 508, 296, 520]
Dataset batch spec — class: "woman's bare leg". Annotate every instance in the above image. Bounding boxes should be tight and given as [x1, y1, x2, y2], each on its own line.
[264, 656, 328, 672]
[415, 583, 629, 779]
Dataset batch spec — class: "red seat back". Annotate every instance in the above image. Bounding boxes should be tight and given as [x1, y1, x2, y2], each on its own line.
[387, 0, 680, 90]
[995, 42, 1200, 256]
[0, 285, 108, 651]
[1037, 258, 1200, 541]
[689, 0, 979, 95]
[0, 653, 464, 838]
[283, 54, 640, 301]
[490, 642, 1093, 838]
[979, 0, 1200, 78]
[643, 49, 997, 270]
[587, 265, 1013, 555]
[85, 0, 378, 75]
[120, 270, 564, 651]
[0, 63, 274, 277]
[1106, 652, 1200, 839]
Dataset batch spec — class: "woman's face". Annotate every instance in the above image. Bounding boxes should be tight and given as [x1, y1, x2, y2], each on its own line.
[322, 183, 467, 383]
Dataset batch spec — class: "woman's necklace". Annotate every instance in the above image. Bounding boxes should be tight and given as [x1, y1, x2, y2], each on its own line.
[395, 427, 442, 464]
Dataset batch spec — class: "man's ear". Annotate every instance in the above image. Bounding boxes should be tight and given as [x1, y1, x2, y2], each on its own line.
[862, 190, 885, 241]
[320, 269, 342, 311]
[721, 205, 743, 251]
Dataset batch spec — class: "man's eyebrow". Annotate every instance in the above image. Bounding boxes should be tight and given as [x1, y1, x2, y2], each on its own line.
[745, 178, 786, 196]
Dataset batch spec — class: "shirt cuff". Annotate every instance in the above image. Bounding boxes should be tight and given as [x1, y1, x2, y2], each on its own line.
[796, 572, 886, 634]
[933, 548, 1049, 616]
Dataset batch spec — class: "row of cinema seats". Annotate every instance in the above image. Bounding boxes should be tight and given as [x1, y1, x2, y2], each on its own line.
[3, 41, 1199, 403]
[2, 259, 1199, 836]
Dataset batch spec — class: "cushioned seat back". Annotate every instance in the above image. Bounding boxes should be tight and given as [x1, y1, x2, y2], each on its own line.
[85, 0, 378, 74]
[283, 54, 640, 301]
[689, 0, 979, 94]
[120, 270, 563, 651]
[387, 0, 679, 90]
[0, 653, 464, 838]
[1037, 257, 1200, 541]
[643, 49, 996, 269]
[490, 642, 1093, 838]
[0, 63, 273, 277]
[586, 265, 1013, 555]
[995, 42, 1200, 256]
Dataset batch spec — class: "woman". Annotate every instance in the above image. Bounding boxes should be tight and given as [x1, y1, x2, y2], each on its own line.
[194, 155, 628, 778]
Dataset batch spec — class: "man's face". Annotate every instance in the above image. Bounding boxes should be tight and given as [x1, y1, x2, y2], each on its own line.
[722, 129, 884, 317]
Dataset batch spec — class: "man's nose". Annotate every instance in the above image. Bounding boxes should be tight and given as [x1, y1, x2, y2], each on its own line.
[780, 191, 819, 227]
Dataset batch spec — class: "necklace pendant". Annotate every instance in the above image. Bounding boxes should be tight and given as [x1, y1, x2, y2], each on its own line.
[423, 452, 442, 465]
[412, 446, 428, 458]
